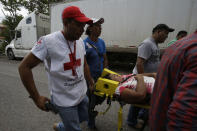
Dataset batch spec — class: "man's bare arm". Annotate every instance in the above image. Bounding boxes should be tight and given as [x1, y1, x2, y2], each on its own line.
[18, 53, 49, 111]
[136, 57, 145, 74]
[142, 73, 157, 79]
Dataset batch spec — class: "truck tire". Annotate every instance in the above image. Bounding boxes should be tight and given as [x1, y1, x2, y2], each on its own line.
[7, 49, 15, 60]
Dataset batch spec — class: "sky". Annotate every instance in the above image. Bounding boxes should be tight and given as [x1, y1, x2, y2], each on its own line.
[0, 4, 28, 23]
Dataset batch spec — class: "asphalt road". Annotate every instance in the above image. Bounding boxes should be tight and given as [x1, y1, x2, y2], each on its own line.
[0, 55, 149, 131]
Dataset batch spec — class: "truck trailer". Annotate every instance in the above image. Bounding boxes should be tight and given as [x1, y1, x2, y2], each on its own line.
[50, 0, 197, 51]
[50, 0, 197, 68]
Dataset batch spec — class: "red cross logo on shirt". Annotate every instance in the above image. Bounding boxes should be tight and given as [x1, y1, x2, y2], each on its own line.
[37, 39, 42, 44]
[64, 53, 81, 76]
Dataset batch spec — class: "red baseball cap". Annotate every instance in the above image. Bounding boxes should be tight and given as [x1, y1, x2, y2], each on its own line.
[62, 6, 92, 24]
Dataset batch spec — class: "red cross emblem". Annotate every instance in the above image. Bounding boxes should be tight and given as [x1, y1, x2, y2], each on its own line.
[64, 53, 81, 76]
[37, 39, 42, 44]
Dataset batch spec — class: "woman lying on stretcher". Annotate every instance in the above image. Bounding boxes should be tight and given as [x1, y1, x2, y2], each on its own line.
[104, 73, 156, 104]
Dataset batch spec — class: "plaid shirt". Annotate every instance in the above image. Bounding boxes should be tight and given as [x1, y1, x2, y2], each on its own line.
[150, 31, 197, 131]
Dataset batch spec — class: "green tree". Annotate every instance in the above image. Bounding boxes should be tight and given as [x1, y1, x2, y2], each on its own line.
[0, 15, 23, 53]
[0, 0, 24, 52]
[1, 15, 23, 42]
[0, 0, 24, 23]
[22, 0, 64, 15]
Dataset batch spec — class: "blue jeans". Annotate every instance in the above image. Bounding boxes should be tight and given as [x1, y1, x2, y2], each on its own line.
[53, 96, 89, 131]
[127, 105, 148, 126]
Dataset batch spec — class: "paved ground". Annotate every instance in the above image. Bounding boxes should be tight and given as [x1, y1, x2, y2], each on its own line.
[0, 55, 149, 131]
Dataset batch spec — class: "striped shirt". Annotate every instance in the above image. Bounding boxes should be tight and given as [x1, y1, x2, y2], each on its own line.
[150, 31, 197, 131]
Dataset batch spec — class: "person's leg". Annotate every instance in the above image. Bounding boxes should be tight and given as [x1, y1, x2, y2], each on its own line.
[139, 109, 149, 131]
[138, 95, 150, 121]
[138, 108, 148, 120]
[127, 105, 140, 126]
[51, 97, 66, 131]
[78, 95, 89, 123]
[56, 105, 81, 131]
[86, 76, 99, 128]
[54, 96, 89, 131]
[87, 91, 97, 129]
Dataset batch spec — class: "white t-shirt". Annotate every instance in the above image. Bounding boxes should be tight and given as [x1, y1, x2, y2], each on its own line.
[31, 31, 87, 107]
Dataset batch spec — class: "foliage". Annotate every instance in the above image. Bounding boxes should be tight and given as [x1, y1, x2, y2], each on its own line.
[0, 40, 8, 54]
[0, 0, 24, 52]
[22, 0, 64, 15]
[1, 15, 23, 42]
[0, 15, 23, 53]
[0, 0, 24, 19]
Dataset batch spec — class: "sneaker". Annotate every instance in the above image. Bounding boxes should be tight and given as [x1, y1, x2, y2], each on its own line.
[137, 119, 144, 124]
[53, 123, 59, 131]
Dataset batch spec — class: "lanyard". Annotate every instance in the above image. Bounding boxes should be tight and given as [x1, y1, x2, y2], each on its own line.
[62, 31, 77, 62]
[66, 40, 76, 62]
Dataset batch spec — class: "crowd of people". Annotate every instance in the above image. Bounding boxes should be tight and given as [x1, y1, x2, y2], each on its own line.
[18, 5, 197, 131]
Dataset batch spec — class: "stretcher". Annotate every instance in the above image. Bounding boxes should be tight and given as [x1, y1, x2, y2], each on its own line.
[91, 68, 150, 131]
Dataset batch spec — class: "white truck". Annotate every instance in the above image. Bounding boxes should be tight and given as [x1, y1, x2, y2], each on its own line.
[50, 0, 197, 52]
[5, 11, 50, 60]
[50, 0, 197, 67]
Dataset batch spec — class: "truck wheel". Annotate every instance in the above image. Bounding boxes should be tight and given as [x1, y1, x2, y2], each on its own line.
[7, 49, 15, 60]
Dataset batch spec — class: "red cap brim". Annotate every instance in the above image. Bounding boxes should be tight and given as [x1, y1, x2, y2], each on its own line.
[74, 17, 93, 24]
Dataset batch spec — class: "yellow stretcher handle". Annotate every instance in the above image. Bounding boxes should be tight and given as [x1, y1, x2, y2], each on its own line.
[118, 106, 123, 131]
[133, 104, 150, 109]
